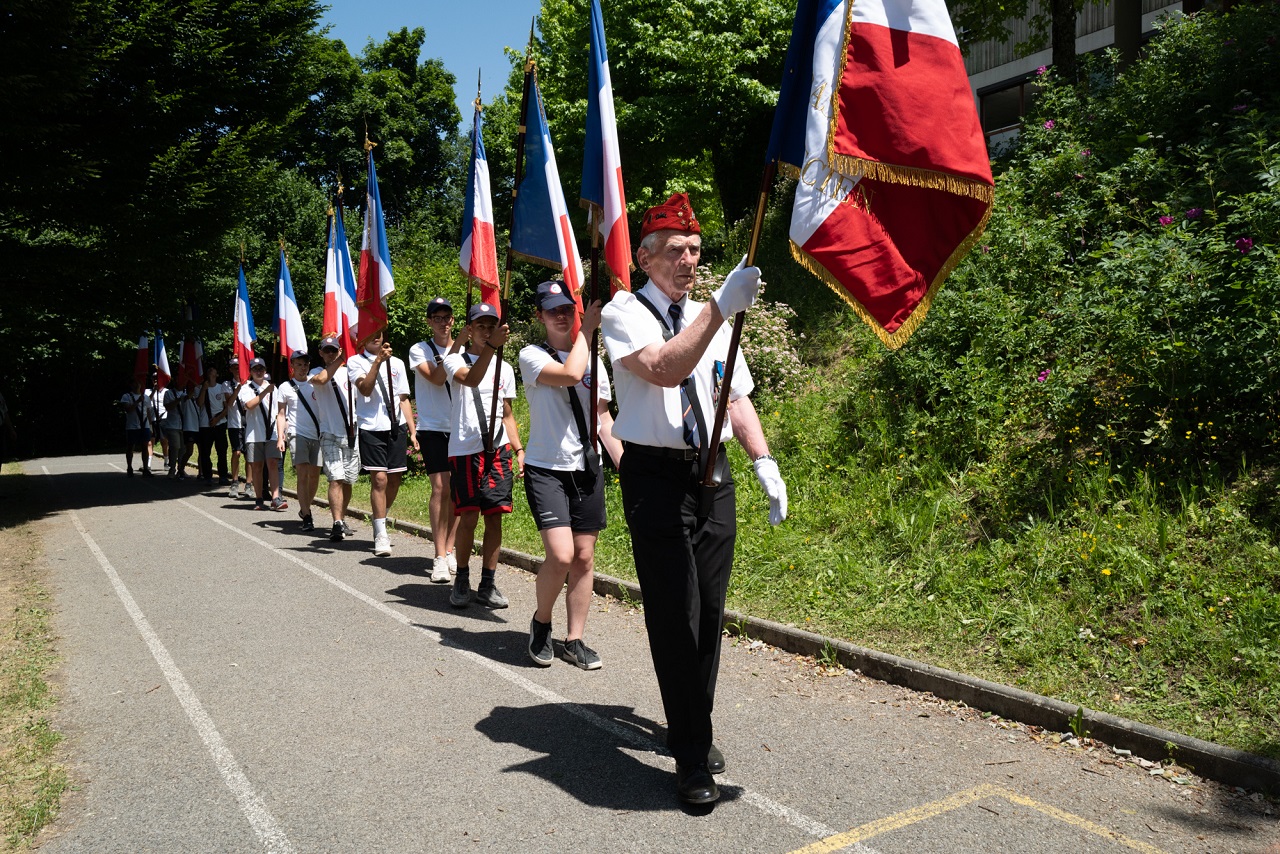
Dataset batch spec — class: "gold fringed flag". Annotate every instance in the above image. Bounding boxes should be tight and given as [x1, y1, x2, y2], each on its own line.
[767, 0, 994, 348]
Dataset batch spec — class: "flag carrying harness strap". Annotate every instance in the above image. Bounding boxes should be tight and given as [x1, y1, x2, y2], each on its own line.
[425, 339, 452, 400]
[539, 344, 593, 470]
[632, 293, 709, 458]
[247, 381, 274, 439]
[372, 365, 400, 440]
[287, 379, 321, 437]
[329, 375, 355, 449]
[461, 352, 499, 452]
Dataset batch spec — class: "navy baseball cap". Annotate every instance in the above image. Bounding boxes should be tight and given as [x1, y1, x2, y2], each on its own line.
[319, 335, 340, 351]
[468, 302, 499, 323]
[289, 350, 308, 361]
[536, 280, 576, 311]
[427, 297, 453, 316]
[249, 357, 266, 369]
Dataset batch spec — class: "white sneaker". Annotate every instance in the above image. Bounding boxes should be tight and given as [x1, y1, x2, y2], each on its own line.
[430, 556, 451, 584]
[446, 552, 458, 575]
[373, 535, 392, 557]
[228, 483, 239, 499]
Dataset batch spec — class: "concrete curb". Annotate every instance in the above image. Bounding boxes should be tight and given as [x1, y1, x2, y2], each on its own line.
[286, 487, 1280, 794]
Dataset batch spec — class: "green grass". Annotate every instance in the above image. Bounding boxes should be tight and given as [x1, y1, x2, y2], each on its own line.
[284, 388, 1280, 760]
[0, 469, 69, 850]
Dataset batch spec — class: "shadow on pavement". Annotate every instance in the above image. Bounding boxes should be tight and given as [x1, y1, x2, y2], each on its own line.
[474, 702, 738, 814]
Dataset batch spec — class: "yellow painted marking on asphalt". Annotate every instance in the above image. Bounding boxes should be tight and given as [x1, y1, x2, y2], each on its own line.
[788, 784, 1168, 854]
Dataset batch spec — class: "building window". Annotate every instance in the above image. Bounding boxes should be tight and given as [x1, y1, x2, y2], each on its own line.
[980, 80, 1041, 149]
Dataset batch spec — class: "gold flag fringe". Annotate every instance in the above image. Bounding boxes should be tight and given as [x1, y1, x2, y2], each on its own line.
[787, 200, 992, 350]
[827, 153, 994, 203]
[508, 249, 566, 272]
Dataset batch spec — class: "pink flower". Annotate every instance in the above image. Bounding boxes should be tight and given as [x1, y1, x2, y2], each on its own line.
[1232, 104, 1248, 113]
[1044, 120, 1055, 130]
[1079, 149, 1091, 158]
[1036, 369, 1051, 383]
[1158, 215, 1174, 226]
[1036, 65, 1048, 76]
[1185, 208, 1203, 220]
[982, 245, 991, 254]
[1236, 237, 1253, 254]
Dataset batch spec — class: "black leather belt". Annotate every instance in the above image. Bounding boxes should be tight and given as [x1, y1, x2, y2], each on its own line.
[623, 442, 698, 461]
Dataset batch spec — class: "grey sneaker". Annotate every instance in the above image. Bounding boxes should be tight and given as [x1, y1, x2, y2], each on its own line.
[475, 582, 508, 609]
[528, 618, 553, 666]
[561, 638, 602, 671]
[449, 576, 472, 608]
[342, 520, 355, 536]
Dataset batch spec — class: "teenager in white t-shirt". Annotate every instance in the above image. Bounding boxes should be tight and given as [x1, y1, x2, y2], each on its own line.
[277, 350, 323, 531]
[519, 282, 624, 669]
[196, 365, 231, 483]
[409, 296, 463, 582]
[237, 358, 286, 511]
[117, 377, 154, 476]
[225, 360, 248, 497]
[348, 330, 419, 556]
[441, 302, 522, 610]
[309, 336, 360, 542]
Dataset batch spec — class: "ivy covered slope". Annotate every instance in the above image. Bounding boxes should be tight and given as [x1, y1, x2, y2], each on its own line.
[732, 8, 1279, 757]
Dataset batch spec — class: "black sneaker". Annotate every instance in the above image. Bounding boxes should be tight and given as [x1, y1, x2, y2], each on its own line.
[449, 576, 472, 609]
[301, 515, 314, 532]
[528, 618, 553, 666]
[329, 521, 344, 542]
[475, 583, 508, 609]
[561, 638, 602, 671]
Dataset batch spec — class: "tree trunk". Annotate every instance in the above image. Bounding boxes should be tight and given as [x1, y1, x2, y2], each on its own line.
[1114, 0, 1143, 71]
[1051, 0, 1078, 82]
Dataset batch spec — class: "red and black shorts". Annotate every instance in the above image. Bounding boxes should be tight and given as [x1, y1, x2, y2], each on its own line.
[449, 445, 515, 516]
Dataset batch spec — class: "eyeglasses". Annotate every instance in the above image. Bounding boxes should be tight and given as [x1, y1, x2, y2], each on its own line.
[429, 314, 453, 322]
[544, 305, 575, 318]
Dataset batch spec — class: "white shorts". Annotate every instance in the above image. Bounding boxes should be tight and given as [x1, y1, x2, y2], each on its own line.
[290, 434, 322, 467]
[321, 433, 361, 483]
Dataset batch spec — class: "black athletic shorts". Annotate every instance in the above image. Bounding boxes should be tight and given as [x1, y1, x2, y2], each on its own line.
[523, 463, 606, 532]
[227, 427, 244, 453]
[449, 445, 514, 516]
[360, 428, 408, 473]
[417, 430, 451, 475]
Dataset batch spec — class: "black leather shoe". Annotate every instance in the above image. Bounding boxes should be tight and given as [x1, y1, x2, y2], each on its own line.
[707, 744, 726, 775]
[676, 763, 720, 805]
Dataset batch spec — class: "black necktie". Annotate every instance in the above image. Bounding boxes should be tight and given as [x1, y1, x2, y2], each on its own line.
[667, 303, 703, 451]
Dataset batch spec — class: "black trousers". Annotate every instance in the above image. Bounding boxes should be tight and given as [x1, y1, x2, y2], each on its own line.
[620, 446, 735, 768]
[198, 426, 229, 480]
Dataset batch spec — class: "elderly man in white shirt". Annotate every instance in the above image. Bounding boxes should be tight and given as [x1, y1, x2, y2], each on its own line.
[601, 192, 787, 806]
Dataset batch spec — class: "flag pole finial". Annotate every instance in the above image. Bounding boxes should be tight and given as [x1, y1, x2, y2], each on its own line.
[474, 70, 483, 113]
[363, 123, 377, 153]
[524, 18, 536, 73]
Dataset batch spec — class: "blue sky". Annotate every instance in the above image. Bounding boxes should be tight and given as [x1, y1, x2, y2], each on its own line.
[319, 0, 542, 119]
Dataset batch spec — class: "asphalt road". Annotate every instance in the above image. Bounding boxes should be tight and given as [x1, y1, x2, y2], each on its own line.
[25, 454, 1279, 853]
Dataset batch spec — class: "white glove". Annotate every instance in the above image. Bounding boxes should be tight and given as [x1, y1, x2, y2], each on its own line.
[712, 255, 762, 318]
[753, 456, 787, 526]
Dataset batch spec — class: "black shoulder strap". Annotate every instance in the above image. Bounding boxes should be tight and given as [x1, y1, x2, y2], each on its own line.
[633, 292, 675, 342]
[540, 344, 591, 463]
[373, 361, 401, 439]
[461, 351, 498, 451]
[249, 381, 275, 438]
[288, 379, 321, 435]
[425, 339, 452, 400]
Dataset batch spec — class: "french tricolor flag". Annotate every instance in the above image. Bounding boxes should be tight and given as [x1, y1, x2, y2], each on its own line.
[460, 104, 501, 310]
[154, 333, 171, 390]
[233, 266, 256, 383]
[275, 248, 307, 357]
[133, 334, 150, 385]
[323, 205, 360, 360]
[580, 0, 631, 294]
[511, 76, 585, 332]
[178, 336, 203, 388]
[356, 149, 395, 350]
[767, 0, 993, 349]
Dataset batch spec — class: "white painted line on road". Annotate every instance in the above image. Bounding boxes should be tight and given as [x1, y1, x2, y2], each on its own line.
[177, 496, 851, 843]
[59, 491, 295, 854]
